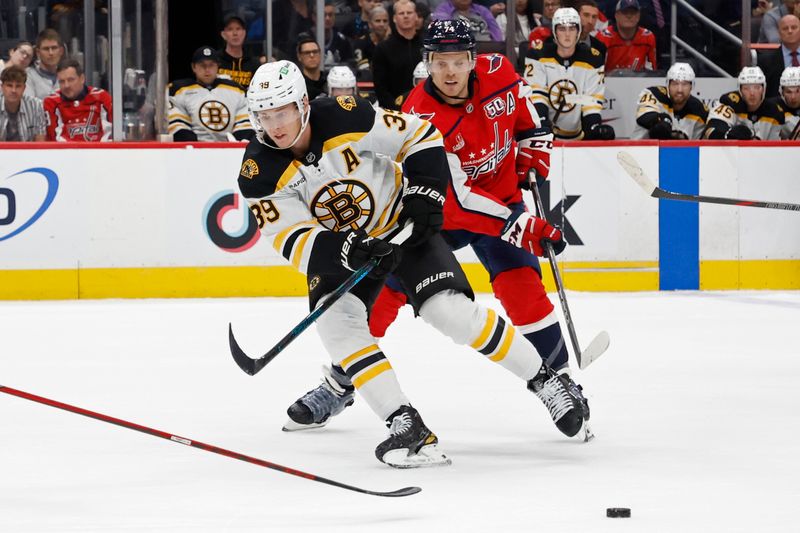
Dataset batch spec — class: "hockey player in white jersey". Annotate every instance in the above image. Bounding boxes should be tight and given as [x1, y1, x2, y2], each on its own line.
[325, 66, 357, 97]
[773, 66, 800, 139]
[631, 62, 709, 140]
[524, 7, 614, 140]
[168, 47, 253, 141]
[703, 66, 786, 140]
[238, 60, 587, 467]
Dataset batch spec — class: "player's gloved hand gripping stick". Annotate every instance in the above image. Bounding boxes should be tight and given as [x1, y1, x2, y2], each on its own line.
[229, 223, 414, 376]
[527, 170, 610, 370]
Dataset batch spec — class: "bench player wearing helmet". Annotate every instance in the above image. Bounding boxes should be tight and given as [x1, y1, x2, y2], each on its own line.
[325, 65, 357, 97]
[772, 66, 800, 139]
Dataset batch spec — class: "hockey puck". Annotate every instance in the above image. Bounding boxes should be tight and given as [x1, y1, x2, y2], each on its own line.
[606, 508, 631, 518]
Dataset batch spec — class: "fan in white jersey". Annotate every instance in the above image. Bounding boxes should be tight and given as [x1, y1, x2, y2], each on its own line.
[630, 62, 709, 140]
[167, 46, 253, 141]
[238, 60, 588, 468]
[772, 66, 800, 139]
[524, 7, 614, 140]
[704, 66, 786, 140]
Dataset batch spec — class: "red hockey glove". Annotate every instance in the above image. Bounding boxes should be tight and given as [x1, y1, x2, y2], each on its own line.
[516, 131, 553, 184]
[500, 212, 566, 257]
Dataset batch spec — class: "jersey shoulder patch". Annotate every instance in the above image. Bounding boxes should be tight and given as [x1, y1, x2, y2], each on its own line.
[685, 95, 709, 118]
[720, 92, 744, 111]
[169, 78, 201, 96]
[237, 139, 296, 198]
[309, 96, 376, 142]
[526, 40, 558, 60]
[647, 85, 671, 105]
[573, 43, 605, 68]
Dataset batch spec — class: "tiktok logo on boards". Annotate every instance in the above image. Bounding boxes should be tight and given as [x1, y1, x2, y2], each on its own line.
[0, 167, 59, 242]
[537, 181, 583, 245]
[203, 190, 260, 253]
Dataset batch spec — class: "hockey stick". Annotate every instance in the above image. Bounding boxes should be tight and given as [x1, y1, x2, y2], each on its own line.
[528, 172, 610, 370]
[617, 151, 800, 212]
[229, 223, 414, 376]
[0, 385, 421, 497]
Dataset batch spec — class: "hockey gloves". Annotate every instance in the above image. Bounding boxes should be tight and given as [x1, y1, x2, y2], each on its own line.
[399, 184, 445, 248]
[516, 131, 553, 184]
[500, 211, 566, 257]
[726, 124, 755, 140]
[648, 114, 674, 139]
[341, 230, 402, 279]
[584, 123, 616, 140]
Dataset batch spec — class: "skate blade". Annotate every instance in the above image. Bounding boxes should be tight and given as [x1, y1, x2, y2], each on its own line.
[282, 418, 330, 432]
[382, 444, 452, 469]
[581, 421, 595, 442]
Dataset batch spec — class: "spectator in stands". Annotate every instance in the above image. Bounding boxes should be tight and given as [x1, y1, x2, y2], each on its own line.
[759, 0, 799, 43]
[432, 0, 503, 41]
[528, 0, 561, 47]
[0, 41, 35, 77]
[344, 0, 381, 38]
[703, 66, 786, 140]
[631, 62, 708, 140]
[272, 0, 314, 59]
[576, 0, 607, 58]
[326, 65, 358, 96]
[0, 66, 46, 142]
[774, 66, 800, 138]
[167, 47, 252, 142]
[44, 58, 112, 142]
[497, 0, 537, 45]
[218, 14, 261, 88]
[296, 35, 328, 100]
[372, 0, 422, 109]
[353, 5, 391, 75]
[26, 29, 65, 100]
[760, 14, 800, 97]
[318, 2, 354, 68]
[596, 0, 656, 73]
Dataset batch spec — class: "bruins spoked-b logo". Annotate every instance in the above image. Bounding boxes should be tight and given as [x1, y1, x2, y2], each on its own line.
[199, 100, 231, 131]
[311, 180, 374, 232]
[548, 79, 579, 112]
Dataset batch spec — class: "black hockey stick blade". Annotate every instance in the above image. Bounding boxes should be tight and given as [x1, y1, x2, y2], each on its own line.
[0, 385, 421, 498]
[617, 151, 800, 211]
[229, 223, 415, 376]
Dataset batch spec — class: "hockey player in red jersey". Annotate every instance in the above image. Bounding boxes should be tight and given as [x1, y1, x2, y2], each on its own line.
[285, 19, 592, 442]
[43, 58, 112, 142]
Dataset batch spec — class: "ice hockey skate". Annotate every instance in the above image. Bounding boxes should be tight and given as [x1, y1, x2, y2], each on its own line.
[375, 405, 451, 468]
[283, 365, 355, 431]
[528, 365, 592, 440]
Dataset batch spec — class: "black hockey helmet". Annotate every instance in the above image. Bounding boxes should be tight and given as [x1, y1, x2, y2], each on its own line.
[423, 19, 476, 56]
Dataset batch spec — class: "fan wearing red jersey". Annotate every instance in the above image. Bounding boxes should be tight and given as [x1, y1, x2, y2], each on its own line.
[43, 58, 112, 142]
[285, 19, 592, 442]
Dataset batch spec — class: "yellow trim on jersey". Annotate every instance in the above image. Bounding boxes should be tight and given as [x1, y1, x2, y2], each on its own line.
[322, 132, 368, 154]
[488, 326, 515, 362]
[340, 344, 379, 368]
[216, 84, 246, 94]
[396, 123, 429, 161]
[470, 308, 498, 349]
[290, 229, 314, 270]
[272, 220, 316, 254]
[233, 113, 249, 120]
[369, 166, 404, 236]
[169, 112, 192, 122]
[174, 84, 203, 96]
[572, 61, 598, 70]
[538, 58, 558, 65]
[759, 116, 780, 125]
[274, 161, 303, 192]
[352, 361, 392, 388]
[683, 114, 704, 124]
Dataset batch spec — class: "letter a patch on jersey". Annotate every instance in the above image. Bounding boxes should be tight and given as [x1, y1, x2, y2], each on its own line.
[240, 159, 259, 179]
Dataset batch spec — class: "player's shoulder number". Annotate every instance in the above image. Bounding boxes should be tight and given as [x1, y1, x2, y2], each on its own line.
[382, 109, 407, 131]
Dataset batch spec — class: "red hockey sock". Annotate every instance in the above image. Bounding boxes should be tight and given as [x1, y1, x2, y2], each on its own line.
[368, 285, 408, 338]
[491, 267, 554, 326]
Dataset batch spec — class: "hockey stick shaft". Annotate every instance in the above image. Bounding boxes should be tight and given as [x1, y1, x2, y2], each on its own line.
[528, 172, 584, 368]
[0, 385, 420, 497]
[617, 151, 800, 211]
[229, 223, 414, 376]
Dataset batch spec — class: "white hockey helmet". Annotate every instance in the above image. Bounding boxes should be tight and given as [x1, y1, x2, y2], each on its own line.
[551, 8, 581, 47]
[666, 62, 695, 85]
[413, 61, 428, 85]
[247, 60, 310, 149]
[327, 66, 356, 92]
[780, 66, 800, 88]
[737, 66, 766, 89]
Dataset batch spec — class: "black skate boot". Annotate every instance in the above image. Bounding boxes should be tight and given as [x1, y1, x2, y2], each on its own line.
[283, 365, 355, 431]
[528, 365, 591, 439]
[375, 405, 451, 468]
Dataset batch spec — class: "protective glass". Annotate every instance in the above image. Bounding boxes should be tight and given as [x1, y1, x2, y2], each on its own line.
[256, 105, 302, 129]
[426, 55, 474, 74]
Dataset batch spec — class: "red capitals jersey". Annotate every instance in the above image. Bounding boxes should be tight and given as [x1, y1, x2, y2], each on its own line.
[402, 54, 545, 236]
[44, 86, 113, 142]
[596, 25, 656, 73]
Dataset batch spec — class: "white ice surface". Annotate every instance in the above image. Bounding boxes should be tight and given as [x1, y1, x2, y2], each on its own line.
[1, 291, 799, 532]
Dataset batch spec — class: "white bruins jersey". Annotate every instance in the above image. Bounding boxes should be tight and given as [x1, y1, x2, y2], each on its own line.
[704, 91, 785, 140]
[631, 86, 708, 140]
[524, 41, 605, 139]
[237, 96, 444, 275]
[774, 98, 800, 139]
[168, 78, 251, 141]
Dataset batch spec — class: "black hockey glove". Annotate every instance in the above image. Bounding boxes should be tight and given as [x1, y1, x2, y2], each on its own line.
[340, 230, 402, 279]
[398, 184, 445, 248]
[584, 123, 616, 140]
[670, 129, 689, 140]
[648, 115, 673, 139]
[725, 124, 754, 140]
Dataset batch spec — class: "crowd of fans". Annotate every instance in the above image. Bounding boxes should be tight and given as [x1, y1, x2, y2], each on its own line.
[0, 0, 799, 142]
